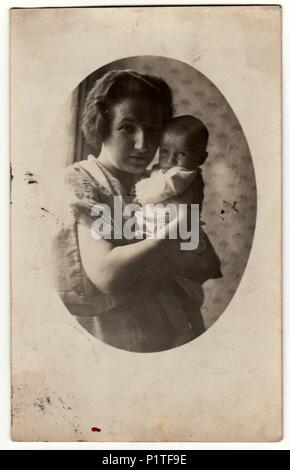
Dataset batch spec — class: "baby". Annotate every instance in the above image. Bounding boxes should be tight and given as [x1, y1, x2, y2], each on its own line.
[135, 115, 208, 208]
[134, 115, 208, 242]
[134, 115, 210, 347]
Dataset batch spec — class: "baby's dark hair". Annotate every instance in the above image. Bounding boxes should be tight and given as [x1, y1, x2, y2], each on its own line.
[81, 69, 174, 148]
[164, 115, 209, 150]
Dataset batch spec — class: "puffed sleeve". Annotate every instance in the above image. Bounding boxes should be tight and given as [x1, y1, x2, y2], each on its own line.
[51, 163, 124, 317]
[60, 164, 108, 227]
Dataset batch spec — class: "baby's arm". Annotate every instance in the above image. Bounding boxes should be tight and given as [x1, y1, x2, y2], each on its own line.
[165, 167, 197, 195]
[135, 167, 197, 205]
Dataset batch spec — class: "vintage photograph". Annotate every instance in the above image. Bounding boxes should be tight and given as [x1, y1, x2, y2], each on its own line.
[51, 56, 257, 352]
[10, 6, 281, 442]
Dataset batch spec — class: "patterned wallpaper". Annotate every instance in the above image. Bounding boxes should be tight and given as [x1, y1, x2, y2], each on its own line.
[75, 56, 257, 330]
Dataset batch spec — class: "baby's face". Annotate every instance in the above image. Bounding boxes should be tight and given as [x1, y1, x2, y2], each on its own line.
[159, 130, 201, 171]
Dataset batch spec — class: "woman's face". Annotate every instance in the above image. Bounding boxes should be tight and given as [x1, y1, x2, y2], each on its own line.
[103, 97, 164, 175]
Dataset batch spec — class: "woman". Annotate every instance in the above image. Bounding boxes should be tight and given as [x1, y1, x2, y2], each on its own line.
[52, 70, 221, 352]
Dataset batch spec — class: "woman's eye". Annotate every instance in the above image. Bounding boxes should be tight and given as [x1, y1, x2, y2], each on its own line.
[160, 148, 168, 155]
[120, 124, 134, 133]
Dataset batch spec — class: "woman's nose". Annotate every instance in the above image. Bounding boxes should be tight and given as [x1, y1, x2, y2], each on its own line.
[134, 129, 148, 152]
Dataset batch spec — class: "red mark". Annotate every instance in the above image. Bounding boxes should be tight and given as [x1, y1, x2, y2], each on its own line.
[91, 426, 101, 432]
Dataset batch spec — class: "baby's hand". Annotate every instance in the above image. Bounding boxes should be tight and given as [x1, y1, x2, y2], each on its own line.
[134, 173, 167, 205]
[134, 178, 151, 205]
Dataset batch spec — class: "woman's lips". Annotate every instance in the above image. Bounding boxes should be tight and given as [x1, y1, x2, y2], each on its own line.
[130, 155, 148, 163]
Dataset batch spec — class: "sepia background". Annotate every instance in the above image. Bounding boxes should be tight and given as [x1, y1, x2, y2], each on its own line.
[11, 6, 281, 442]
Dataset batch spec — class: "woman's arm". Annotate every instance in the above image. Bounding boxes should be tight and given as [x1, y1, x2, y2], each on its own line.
[77, 223, 176, 295]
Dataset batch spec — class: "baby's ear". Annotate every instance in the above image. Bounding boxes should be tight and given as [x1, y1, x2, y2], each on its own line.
[198, 151, 208, 166]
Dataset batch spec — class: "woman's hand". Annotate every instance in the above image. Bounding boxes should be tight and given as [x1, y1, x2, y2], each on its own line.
[135, 203, 186, 241]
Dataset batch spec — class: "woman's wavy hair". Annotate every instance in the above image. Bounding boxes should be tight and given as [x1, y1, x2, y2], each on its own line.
[81, 69, 174, 148]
